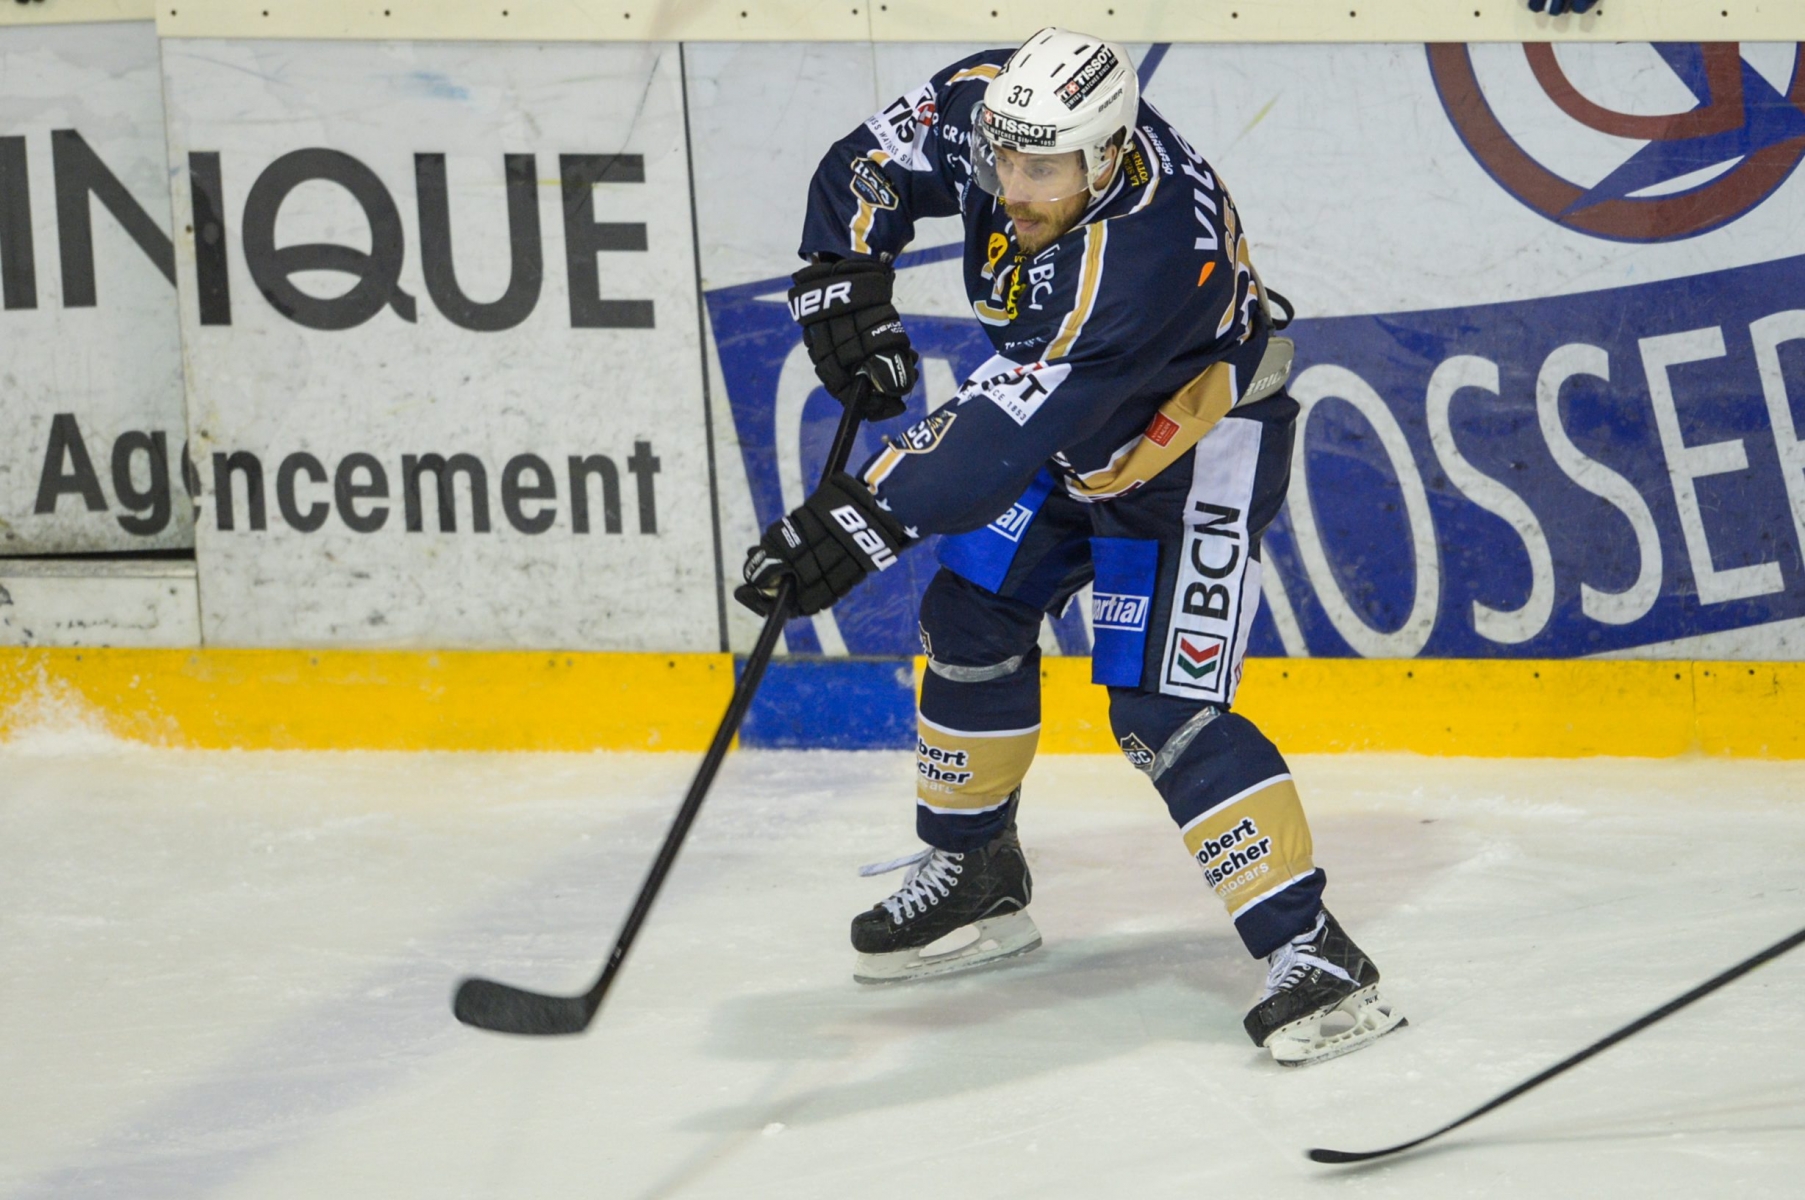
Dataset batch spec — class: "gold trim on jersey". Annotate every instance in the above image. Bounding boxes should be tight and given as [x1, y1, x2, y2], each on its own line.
[848, 149, 893, 256]
[1047, 222, 1107, 360]
[1065, 359, 1239, 501]
[851, 198, 876, 254]
[949, 64, 1002, 83]
[1179, 775, 1316, 917]
[863, 445, 905, 489]
[1215, 199, 1258, 342]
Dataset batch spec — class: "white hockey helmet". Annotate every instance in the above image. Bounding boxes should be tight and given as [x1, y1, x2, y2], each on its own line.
[972, 28, 1139, 203]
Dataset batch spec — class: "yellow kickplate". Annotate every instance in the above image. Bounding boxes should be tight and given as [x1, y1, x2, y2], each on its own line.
[0, 648, 733, 752]
[2, 649, 1799, 757]
[1039, 656, 1803, 760]
[1693, 662, 1805, 759]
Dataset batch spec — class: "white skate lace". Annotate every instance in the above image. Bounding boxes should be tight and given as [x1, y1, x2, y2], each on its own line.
[1258, 910, 1352, 1000]
[858, 847, 964, 924]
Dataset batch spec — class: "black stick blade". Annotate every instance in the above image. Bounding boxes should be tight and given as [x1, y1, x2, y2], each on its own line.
[1308, 1144, 1410, 1164]
[453, 977, 594, 1036]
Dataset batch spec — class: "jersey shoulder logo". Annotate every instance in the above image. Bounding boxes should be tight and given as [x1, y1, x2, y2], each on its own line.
[849, 156, 900, 210]
[888, 408, 957, 454]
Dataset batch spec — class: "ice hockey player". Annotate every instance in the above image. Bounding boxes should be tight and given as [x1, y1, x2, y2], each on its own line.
[737, 28, 1404, 1065]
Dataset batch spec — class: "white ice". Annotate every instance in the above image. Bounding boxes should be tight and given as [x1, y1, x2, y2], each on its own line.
[3, 733, 1803, 1198]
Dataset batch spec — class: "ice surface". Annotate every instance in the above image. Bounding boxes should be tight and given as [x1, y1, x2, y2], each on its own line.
[2, 741, 1802, 1198]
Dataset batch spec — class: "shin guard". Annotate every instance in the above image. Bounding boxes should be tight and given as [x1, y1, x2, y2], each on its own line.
[915, 649, 1041, 851]
[914, 571, 1046, 851]
[1112, 695, 1325, 957]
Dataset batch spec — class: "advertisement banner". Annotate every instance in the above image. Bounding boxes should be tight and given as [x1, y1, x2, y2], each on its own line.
[159, 39, 724, 649]
[0, 20, 191, 554]
[692, 40, 1805, 660]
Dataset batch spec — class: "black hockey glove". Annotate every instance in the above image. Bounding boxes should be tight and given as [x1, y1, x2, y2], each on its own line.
[1528, 0, 1597, 13]
[735, 473, 911, 617]
[788, 259, 919, 422]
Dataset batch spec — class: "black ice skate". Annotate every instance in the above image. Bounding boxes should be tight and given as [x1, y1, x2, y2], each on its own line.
[851, 804, 1040, 984]
[1243, 909, 1405, 1066]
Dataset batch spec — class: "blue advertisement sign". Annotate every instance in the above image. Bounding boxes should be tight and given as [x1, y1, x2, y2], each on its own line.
[1269, 252, 1805, 658]
[708, 249, 1805, 660]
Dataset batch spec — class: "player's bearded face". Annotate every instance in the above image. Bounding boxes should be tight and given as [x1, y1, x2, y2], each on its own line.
[992, 147, 1103, 253]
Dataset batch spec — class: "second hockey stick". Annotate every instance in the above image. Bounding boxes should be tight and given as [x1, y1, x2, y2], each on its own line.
[1309, 921, 1805, 1164]
[452, 398, 867, 1036]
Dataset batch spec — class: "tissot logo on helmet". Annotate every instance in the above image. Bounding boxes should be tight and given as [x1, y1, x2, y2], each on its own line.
[1059, 45, 1119, 110]
[979, 108, 1059, 148]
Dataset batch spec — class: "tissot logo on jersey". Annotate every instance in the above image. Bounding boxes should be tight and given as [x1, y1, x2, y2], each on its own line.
[1145, 413, 1181, 447]
[958, 358, 1072, 426]
[1092, 592, 1150, 631]
[865, 83, 938, 171]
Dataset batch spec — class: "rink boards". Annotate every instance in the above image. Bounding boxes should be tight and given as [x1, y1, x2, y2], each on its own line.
[5, 6, 1805, 765]
[4, 10, 1805, 663]
[2, 647, 1799, 757]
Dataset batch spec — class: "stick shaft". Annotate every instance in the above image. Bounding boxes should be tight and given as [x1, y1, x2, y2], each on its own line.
[1311, 922, 1805, 1163]
[578, 399, 866, 1021]
[1433, 922, 1805, 1137]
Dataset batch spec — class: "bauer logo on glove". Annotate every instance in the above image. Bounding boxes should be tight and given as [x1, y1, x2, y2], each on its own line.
[787, 258, 920, 421]
[788, 280, 856, 319]
[828, 504, 899, 570]
[736, 474, 912, 617]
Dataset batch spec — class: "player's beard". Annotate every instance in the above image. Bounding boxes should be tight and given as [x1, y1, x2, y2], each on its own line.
[1005, 194, 1086, 254]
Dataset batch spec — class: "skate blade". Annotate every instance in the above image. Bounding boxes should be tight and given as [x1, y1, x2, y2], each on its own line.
[1267, 984, 1406, 1067]
[853, 910, 1042, 985]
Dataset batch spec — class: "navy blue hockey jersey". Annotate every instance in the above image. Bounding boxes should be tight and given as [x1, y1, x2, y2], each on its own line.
[800, 48, 1284, 539]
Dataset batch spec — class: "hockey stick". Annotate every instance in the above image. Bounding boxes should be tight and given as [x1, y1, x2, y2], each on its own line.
[453, 397, 867, 1036]
[1309, 922, 1805, 1165]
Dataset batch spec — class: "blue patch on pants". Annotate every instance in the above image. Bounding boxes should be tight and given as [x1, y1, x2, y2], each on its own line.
[1089, 537, 1160, 687]
[936, 467, 1058, 593]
